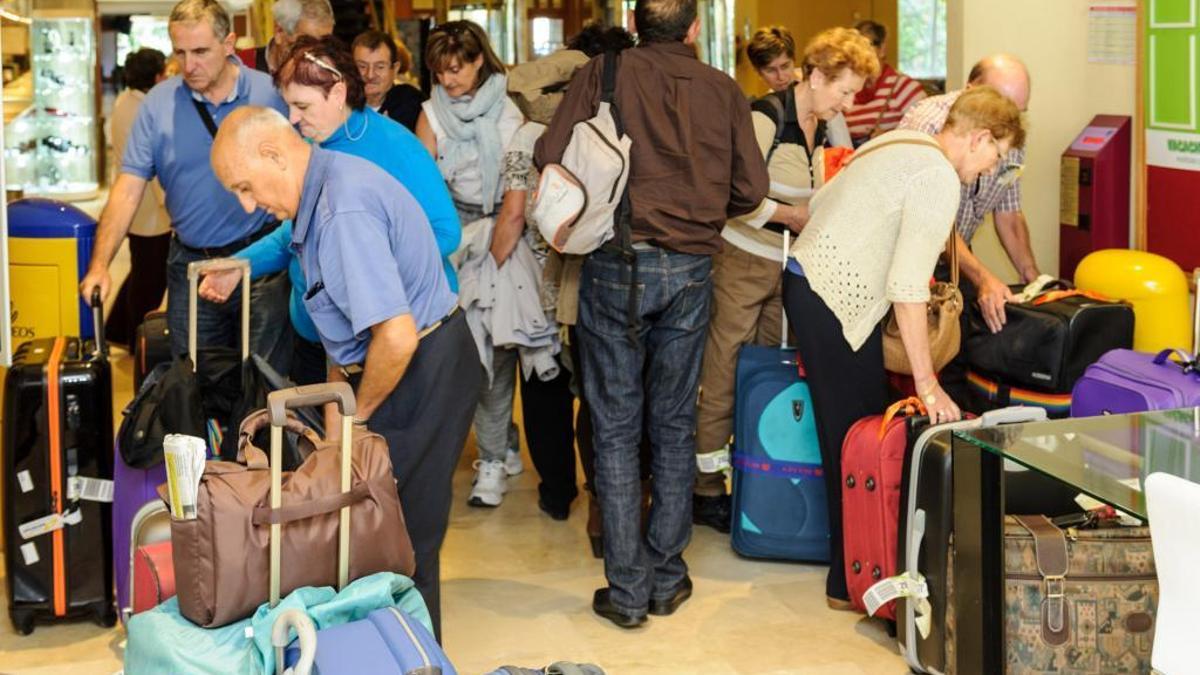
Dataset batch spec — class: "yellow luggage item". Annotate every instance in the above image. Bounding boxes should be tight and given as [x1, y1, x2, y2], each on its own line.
[1074, 249, 1189, 353]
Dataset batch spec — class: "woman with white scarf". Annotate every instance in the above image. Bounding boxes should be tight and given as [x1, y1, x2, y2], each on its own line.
[417, 21, 558, 511]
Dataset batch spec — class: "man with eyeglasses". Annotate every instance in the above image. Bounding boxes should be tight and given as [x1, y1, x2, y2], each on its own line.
[899, 53, 1040, 401]
[353, 30, 425, 132]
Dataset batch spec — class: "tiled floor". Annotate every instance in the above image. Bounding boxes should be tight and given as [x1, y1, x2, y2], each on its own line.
[0, 349, 909, 675]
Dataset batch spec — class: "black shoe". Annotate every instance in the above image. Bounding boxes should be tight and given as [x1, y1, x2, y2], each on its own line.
[591, 589, 647, 628]
[649, 576, 693, 616]
[538, 497, 570, 521]
[692, 493, 732, 534]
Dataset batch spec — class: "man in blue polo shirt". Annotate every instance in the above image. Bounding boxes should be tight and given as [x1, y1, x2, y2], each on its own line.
[80, 0, 290, 370]
[210, 105, 480, 642]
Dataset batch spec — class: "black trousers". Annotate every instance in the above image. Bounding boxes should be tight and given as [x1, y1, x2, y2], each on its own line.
[519, 360, 579, 511]
[105, 232, 170, 346]
[352, 311, 480, 642]
[783, 273, 888, 601]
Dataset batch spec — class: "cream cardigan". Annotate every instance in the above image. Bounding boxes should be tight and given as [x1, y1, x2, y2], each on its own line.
[789, 130, 961, 350]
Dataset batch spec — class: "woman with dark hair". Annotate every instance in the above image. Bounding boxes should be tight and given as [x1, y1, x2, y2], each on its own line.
[198, 35, 458, 386]
[415, 21, 534, 510]
[106, 48, 169, 346]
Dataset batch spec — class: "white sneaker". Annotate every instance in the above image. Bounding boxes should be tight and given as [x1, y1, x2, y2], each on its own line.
[469, 459, 508, 507]
[504, 447, 524, 476]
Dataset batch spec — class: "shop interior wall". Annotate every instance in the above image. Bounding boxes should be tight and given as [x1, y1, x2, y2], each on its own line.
[734, 0, 896, 96]
[947, 0, 1137, 281]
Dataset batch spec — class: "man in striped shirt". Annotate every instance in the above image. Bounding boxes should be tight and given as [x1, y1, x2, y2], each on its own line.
[899, 53, 1041, 400]
[844, 21, 927, 146]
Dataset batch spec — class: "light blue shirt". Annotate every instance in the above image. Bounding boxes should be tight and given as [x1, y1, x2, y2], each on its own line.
[122, 59, 288, 247]
[292, 147, 455, 366]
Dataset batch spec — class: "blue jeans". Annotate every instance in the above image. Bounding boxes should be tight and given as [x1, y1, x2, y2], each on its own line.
[165, 238, 293, 375]
[578, 246, 712, 613]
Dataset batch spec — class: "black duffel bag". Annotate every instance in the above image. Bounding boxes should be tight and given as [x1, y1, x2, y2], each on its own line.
[966, 282, 1134, 392]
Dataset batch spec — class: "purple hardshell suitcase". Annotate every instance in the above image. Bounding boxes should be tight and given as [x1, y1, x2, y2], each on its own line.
[1072, 269, 1200, 417]
[1071, 348, 1200, 417]
[113, 450, 169, 624]
[281, 606, 457, 675]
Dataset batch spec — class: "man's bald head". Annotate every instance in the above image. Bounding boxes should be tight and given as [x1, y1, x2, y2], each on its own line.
[212, 106, 311, 221]
[967, 54, 1030, 112]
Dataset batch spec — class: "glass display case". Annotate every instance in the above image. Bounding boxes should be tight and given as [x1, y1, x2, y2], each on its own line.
[4, 10, 99, 200]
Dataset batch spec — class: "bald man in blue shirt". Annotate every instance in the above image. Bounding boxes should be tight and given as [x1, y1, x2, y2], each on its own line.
[210, 106, 479, 640]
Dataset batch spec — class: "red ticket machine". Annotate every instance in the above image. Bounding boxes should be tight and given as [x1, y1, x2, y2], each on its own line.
[1059, 115, 1132, 280]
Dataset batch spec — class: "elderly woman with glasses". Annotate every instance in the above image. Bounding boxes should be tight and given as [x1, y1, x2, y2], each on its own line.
[198, 36, 459, 387]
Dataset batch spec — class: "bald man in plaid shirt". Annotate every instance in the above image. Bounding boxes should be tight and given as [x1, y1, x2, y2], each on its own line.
[899, 53, 1041, 399]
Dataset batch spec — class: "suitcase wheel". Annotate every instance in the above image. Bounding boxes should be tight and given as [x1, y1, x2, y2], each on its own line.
[11, 609, 34, 636]
[92, 602, 117, 628]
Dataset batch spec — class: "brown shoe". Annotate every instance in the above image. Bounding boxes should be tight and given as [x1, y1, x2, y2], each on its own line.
[826, 596, 855, 612]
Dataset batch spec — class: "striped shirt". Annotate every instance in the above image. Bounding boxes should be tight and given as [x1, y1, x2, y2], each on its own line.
[898, 89, 1024, 243]
[843, 64, 927, 143]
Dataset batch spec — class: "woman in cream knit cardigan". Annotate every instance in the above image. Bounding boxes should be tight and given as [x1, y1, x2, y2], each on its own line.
[783, 86, 1025, 607]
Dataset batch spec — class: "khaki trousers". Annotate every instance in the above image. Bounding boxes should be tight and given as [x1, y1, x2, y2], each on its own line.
[694, 244, 786, 497]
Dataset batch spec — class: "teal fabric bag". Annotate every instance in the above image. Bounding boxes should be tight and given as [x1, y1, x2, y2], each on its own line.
[124, 573, 429, 675]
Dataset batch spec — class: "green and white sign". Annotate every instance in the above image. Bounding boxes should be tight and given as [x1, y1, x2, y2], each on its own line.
[1147, 0, 1200, 169]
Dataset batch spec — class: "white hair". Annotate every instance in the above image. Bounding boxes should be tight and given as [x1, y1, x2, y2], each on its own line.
[273, 0, 334, 35]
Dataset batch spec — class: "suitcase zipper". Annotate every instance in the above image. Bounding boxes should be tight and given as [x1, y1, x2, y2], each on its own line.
[1007, 572, 1157, 582]
[45, 336, 68, 617]
[387, 606, 434, 670]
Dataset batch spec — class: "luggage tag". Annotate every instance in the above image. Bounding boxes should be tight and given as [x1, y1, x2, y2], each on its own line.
[68, 476, 115, 503]
[20, 542, 39, 566]
[864, 573, 932, 637]
[696, 446, 732, 475]
[16, 470, 34, 493]
[18, 508, 83, 540]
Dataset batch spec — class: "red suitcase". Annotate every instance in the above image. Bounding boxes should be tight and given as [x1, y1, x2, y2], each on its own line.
[841, 397, 927, 621]
[131, 540, 175, 615]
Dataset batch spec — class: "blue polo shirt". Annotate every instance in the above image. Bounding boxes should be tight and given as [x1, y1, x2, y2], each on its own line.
[122, 60, 288, 248]
[292, 146, 456, 366]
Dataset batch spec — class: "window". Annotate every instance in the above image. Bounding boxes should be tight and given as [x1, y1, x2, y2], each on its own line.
[448, 2, 516, 64]
[530, 16, 563, 59]
[899, 0, 947, 80]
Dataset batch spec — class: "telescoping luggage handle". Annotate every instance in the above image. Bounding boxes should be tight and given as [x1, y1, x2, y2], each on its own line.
[186, 258, 251, 372]
[89, 287, 107, 358]
[265, 382, 357, 607]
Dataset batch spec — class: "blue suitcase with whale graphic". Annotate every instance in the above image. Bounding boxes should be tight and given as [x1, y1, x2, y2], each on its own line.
[730, 344, 830, 562]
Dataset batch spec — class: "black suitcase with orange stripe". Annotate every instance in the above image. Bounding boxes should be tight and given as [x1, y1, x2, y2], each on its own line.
[2, 292, 116, 634]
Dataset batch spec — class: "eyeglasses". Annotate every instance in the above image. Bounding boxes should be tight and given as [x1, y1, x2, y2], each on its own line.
[986, 134, 1024, 188]
[303, 51, 342, 81]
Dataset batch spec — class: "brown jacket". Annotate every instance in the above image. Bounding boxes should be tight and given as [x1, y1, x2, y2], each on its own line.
[534, 41, 769, 255]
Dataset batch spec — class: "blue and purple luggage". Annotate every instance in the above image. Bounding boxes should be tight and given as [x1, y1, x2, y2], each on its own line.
[281, 606, 456, 675]
[730, 343, 830, 562]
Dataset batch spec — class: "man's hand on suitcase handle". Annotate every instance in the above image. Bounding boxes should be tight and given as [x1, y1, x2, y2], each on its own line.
[79, 267, 111, 306]
[977, 273, 1015, 334]
[197, 267, 242, 303]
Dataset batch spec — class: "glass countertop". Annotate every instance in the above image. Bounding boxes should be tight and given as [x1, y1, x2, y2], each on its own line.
[954, 408, 1200, 519]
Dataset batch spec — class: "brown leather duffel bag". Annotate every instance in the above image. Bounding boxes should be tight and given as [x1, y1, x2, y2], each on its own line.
[169, 383, 415, 628]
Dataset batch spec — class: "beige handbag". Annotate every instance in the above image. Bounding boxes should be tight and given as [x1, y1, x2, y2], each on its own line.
[168, 383, 415, 628]
[882, 235, 963, 375]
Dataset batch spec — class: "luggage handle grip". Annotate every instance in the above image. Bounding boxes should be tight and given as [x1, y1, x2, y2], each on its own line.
[187, 258, 251, 369]
[272, 609, 317, 675]
[89, 287, 107, 358]
[267, 383, 357, 607]
[979, 406, 1048, 426]
[1153, 348, 1198, 372]
[267, 383, 357, 425]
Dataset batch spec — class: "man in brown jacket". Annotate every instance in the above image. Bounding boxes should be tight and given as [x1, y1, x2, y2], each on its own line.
[535, 0, 768, 628]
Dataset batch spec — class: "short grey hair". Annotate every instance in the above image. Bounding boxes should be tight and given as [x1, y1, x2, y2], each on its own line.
[169, 0, 233, 41]
[273, 0, 334, 35]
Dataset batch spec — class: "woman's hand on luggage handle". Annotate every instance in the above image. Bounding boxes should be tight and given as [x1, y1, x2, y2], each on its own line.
[916, 377, 961, 424]
[198, 268, 241, 304]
